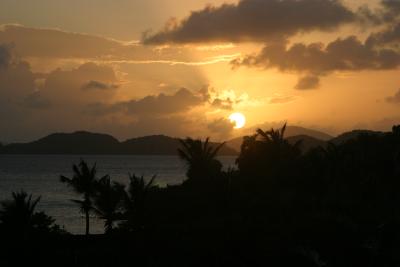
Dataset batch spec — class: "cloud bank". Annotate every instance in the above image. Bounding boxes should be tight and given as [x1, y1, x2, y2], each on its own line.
[143, 0, 355, 44]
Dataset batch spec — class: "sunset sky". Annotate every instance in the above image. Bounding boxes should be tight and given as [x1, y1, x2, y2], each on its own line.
[1, 0, 400, 142]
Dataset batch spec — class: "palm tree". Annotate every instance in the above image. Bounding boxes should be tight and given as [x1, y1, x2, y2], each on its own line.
[122, 174, 157, 231]
[0, 191, 58, 236]
[60, 159, 105, 235]
[0, 191, 40, 234]
[93, 176, 125, 234]
[237, 123, 302, 176]
[256, 123, 287, 144]
[256, 123, 302, 149]
[178, 137, 225, 181]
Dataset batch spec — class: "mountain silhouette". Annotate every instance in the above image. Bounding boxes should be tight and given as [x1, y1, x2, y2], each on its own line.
[0, 131, 237, 155]
[330, 129, 384, 145]
[0, 128, 384, 155]
[0, 131, 120, 154]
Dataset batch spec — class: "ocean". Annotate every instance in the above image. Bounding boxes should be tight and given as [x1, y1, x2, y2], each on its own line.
[0, 155, 237, 234]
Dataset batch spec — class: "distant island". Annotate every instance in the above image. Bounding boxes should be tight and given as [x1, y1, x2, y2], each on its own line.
[0, 127, 384, 155]
[0, 131, 237, 155]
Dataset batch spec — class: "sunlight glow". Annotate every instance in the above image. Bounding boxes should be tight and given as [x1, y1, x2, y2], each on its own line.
[229, 112, 246, 129]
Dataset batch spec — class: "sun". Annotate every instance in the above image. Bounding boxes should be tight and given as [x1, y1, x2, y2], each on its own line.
[229, 112, 246, 129]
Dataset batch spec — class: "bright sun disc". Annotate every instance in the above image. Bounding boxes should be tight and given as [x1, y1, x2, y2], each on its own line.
[229, 112, 246, 129]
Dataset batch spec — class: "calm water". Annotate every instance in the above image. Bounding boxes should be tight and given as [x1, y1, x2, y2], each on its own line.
[0, 155, 236, 234]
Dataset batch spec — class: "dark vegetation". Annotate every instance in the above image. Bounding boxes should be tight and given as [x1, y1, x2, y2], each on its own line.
[1, 124, 400, 266]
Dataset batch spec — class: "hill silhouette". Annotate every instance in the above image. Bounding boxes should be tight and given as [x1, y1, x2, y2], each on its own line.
[0, 131, 120, 154]
[226, 127, 389, 153]
[0, 131, 237, 155]
[226, 125, 332, 152]
[0, 128, 387, 155]
[244, 124, 333, 139]
[330, 129, 384, 144]
[286, 134, 327, 152]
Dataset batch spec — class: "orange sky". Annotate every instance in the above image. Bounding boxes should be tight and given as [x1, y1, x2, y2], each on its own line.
[0, 0, 399, 142]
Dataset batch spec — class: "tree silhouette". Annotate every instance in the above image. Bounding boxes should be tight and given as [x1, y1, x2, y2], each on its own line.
[60, 159, 105, 235]
[237, 123, 302, 178]
[0, 191, 57, 236]
[93, 176, 125, 234]
[178, 137, 225, 181]
[121, 174, 157, 231]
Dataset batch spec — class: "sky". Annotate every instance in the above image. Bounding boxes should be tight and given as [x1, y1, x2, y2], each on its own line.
[0, 0, 400, 142]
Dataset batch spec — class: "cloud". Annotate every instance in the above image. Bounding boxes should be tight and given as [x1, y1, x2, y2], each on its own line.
[367, 22, 400, 47]
[211, 98, 234, 110]
[295, 75, 320, 90]
[0, 24, 237, 68]
[143, 0, 355, 44]
[81, 80, 119, 91]
[0, 24, 134, 59]
[123, 88, 203, 115]
[0, 43, 229, 142]
[341, 0, 400, 27]
[0, 43, 12, 69]
[0, 44, 123, 141]
[376, 0, 400, 23]
[0, 46, 36, 100]
[22, 91, 51, 109]
[86, 88, 205, 116]
[234, 36, 400, 73]
[232, 35, 400, 88]
[41, 62, 119, 105]
[207, 118, 235, 138]
[386, 89, 400, 104]
[268, 95, 299, 104]
[204, 88, 255, 110]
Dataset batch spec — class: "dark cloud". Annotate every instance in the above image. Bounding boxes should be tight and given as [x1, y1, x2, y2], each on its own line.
[232, 35, 400, 88]
[367, 22, 400, 47]
[0, 43, 225, 142]
[143, 0, 355, 44]
[207, 118, 235, 138]
[41, 62, 119, 105]
[354, 0, 400, 26]
[22, 91, 51, 109]
[123, 88, 203, 115]
[86, 88, 204, 116]
[0, 44, 122, 141]
[211, 98, 234, 110]
[0, 52, 36, 101]
[295, 75, 320, 90]
[0, 43, 12, 69]
[81, 80, 119, 91]
[386, 89, 400, 104]
[380, 0, 400, 22]
[234, 36, 400, 73]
